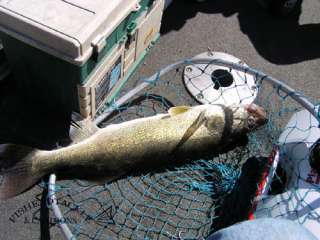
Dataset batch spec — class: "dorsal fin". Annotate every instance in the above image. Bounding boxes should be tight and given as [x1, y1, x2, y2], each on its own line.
[168, 106, 192, 116]
[69, 112, 99, 144]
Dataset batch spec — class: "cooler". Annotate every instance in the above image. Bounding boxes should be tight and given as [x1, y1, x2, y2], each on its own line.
[0, 0, 165, 118]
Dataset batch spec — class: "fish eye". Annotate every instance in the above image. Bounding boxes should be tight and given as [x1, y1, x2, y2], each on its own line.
[247, 116, 256, 130]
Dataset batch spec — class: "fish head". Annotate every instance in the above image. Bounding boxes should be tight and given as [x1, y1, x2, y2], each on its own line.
[244, 103, 268, 132]
[228, 103, 268, 135]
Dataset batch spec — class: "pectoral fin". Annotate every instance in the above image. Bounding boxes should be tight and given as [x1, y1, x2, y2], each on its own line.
[173, 110, 206, 152]
[168, 106, 192, 116]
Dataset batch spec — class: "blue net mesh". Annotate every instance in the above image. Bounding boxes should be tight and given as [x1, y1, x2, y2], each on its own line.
[26, 58, 320, 239]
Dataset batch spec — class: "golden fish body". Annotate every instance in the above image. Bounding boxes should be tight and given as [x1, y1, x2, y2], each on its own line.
[0, 104, 267, 199]
[38, 105, 239, 177]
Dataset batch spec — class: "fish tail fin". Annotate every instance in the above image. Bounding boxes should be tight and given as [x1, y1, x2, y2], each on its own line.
[0, 144, 45, 200]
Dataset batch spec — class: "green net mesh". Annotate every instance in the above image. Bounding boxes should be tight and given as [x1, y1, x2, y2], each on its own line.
[42, 58, 319, 239]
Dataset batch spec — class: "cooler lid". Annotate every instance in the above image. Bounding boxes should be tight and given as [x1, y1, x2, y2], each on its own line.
[0, 0, 141, 65]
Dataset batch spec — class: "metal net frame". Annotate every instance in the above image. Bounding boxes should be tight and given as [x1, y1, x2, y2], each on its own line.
[46, 57, 319, 239]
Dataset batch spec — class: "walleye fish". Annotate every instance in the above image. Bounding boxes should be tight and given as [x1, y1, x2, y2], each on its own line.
[0, 103, 267, 200]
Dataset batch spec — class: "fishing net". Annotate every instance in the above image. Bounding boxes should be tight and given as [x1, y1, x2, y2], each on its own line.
[43, 56, 319, 239]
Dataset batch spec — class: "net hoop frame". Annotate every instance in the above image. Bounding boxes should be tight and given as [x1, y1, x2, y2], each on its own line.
[47, 57, 320, 240]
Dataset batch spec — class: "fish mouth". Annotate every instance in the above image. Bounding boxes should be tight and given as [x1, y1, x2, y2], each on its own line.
[244, 104, 268, 131]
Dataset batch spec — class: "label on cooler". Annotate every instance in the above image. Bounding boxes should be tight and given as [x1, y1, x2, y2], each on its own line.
[94, 56, 122, 110]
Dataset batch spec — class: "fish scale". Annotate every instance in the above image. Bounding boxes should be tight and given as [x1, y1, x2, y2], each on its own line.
[0, 103, 267, 200]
